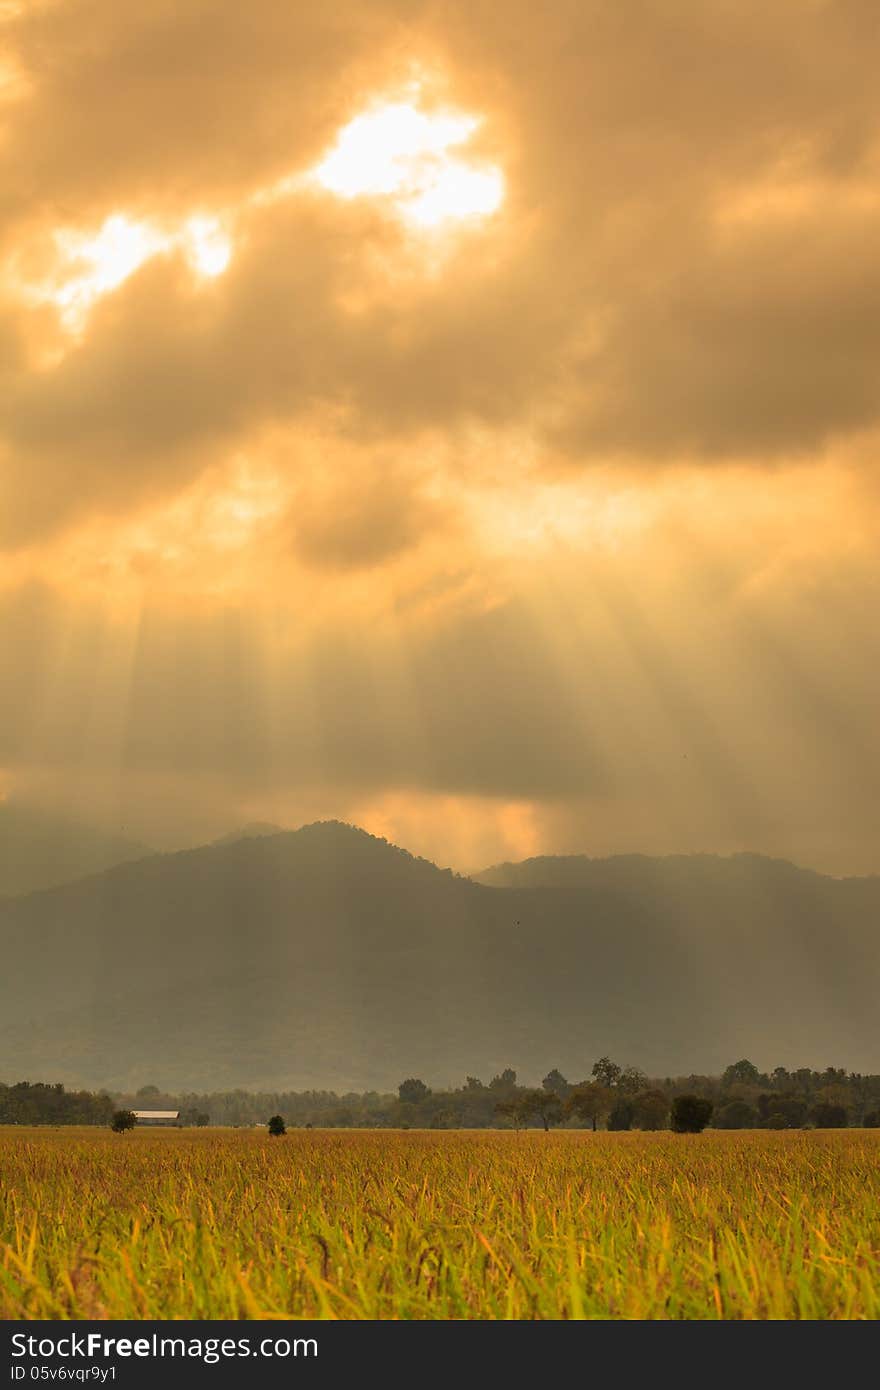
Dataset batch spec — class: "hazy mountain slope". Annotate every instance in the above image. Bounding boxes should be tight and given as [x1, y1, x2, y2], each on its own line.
[1, 824, 878, 1091]
[0, 800, 152, 897]
[210, 822, 287, 847]
[475, 850, 828, 891]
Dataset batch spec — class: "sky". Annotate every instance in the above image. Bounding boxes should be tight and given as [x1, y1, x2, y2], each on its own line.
[1, 0, 878, 875]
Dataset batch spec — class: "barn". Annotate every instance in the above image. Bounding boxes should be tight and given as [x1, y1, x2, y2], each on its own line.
[132, 1109, 181, 1127]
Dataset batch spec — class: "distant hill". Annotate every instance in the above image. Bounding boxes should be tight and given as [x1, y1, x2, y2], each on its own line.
[210, 822, 287, 847]
[0, 800, 152, 897]
[1, 823, 878, 1091]
[475, 850, 829, 891]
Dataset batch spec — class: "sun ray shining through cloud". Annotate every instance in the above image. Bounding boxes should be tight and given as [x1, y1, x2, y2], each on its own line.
[1, 1, 878, 887]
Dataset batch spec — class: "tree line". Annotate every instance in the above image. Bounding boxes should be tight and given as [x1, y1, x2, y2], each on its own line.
[0, 1081, 115, 1126]
[3, 1059, 880, 1130]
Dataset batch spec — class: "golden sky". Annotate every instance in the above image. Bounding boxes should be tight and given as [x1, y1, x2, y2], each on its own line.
[1, 0, 878, 873]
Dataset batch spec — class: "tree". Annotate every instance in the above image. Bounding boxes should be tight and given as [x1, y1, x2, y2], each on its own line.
[464, 1076, 484, 1091]
[494, 1097, 525, 1130]
[632, 1089, 669, 1131]
[489, 1069, 517, 1090]
[592, 1057, 622, 1089]
[494, 1089, 562, 1132]
[542, 1068, 571, 1098]
[617, 1066, 648, 1095]
[523, 1089, 564, 1131]
[722, 1060, 761, 1089]
[181, 1107, 211, 1127]
[821, 1067, 847, 1085]
[864, 1111, 880, 1128]
[671, 1095, 713, 1133]
[267, 1114, 286, 1136]
[566, 1082, 613, 1131]
[757, 1095, 806, 1129]
[714, 1100, 757, 1130]
[607, 1100, 634, 1131]
[761, 1111, 789, 1130]
[808, 1102, 847, 1129]
[110, 1110, 136, 1133]
[398, 1078, 429, 1104]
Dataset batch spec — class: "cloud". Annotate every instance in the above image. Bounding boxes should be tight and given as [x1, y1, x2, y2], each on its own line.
[1, 1, 878, 547]
[290, 462, 449, 572]
[1, 461, 878, 875]
[0, 2, 878, 873]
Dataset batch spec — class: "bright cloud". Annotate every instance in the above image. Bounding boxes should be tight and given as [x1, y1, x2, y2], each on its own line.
[21, 212, 232, 332]
[312, 99, 504, 226]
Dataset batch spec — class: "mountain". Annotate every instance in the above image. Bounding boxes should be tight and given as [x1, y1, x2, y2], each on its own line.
[476, 850, 833, 891]
[0, 800, 152, 897]
[210, 821, 287, 847]
[1, 823, 878, 1092]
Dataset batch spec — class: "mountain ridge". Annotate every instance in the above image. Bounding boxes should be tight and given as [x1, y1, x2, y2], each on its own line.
[2, 821, 877, 1092]
[475, 849, 879, 889]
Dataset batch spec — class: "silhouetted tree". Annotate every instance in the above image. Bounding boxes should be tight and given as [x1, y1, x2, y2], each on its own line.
[267, 1114, 286, 1136]
[607, 1100, 634, 1130]
[181, 1107, 211, 1127]
[111, 1109, 136, 1133]
[671, 1095, 713, 1133]
[494, 1089, 563, 1132]
[398, 1078, 430, 1104]
[762, 1111, 790, 1129]
[864, 1111, 880, 1128]
[714, 1100, 757, 1129]
[566, 1082, 613, 1131]
[632, 1089, 669, 1131]
[489, 1069, 517, 1090]
[617, 1066, 648, 1095]
[808, 1102, 847, 1129]
[592, 1057, 622, 1089]
[542, 1068, 571, 1098]
[494, 1097, 525, 1130]
[757, 1095, 806, 1129]
[521, 1089, 564, 1131]
[722, 1060, 761, 1089]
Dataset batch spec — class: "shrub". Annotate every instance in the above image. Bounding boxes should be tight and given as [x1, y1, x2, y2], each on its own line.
[671, 1095, 713, 1133]
[267, 1114, 286, 1137]
[110, 1110, 136, 1133]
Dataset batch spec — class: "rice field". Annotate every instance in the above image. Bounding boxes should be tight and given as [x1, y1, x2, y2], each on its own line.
[1, 1127, 878, 1319]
